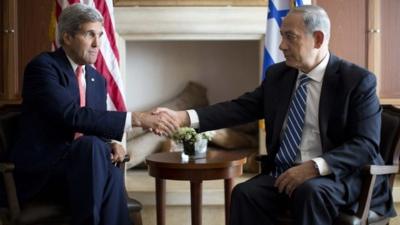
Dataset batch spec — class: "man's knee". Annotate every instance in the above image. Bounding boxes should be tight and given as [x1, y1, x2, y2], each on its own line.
[72, 136, 110, 161]
[293, 179, 326, 204]
[232, 180, 258, 201]
[232, 183, 246, 199]
[75, 135, 104, 147]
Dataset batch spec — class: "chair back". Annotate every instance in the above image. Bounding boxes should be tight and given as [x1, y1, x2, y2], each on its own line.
[380, 105, 400, 186]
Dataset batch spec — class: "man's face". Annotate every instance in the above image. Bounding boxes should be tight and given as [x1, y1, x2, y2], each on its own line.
[279, 13, 317, 72]
[63, 22, 103, 65]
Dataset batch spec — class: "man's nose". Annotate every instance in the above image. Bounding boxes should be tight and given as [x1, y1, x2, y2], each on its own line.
[279, 39, 287, 51]
[92, 36, 101, 47]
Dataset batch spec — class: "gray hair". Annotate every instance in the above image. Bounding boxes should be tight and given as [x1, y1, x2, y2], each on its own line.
[290, 5, 331, 41]
[57, 3, 103, 45]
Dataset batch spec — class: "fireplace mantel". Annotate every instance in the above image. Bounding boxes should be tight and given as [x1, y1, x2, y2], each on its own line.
[114, 7, 266, 40]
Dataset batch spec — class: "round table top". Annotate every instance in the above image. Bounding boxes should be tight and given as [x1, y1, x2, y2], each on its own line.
[146, 150, 248, 170]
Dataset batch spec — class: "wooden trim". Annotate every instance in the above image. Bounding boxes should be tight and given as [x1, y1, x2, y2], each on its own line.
[1, 0, 19, 101]
[114, 0, 267, 6]
[380, 98, 400, 106]
[367, 0, 381, 95]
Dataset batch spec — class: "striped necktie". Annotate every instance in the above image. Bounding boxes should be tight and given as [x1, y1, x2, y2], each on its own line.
[273, 74, 311, 177]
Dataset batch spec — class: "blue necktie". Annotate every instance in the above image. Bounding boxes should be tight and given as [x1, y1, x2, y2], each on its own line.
[273, 74, 311, 177]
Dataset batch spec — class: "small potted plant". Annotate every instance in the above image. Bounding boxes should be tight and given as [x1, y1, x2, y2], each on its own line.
[171, 127, 213, 159]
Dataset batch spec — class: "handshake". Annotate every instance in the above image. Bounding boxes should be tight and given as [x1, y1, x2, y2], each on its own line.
[131, 107, 189, 136]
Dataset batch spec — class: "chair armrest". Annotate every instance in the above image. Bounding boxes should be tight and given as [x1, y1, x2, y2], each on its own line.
[353, 164, 398, 222]
[255, 154, 275, 174]
[0, 163, 15, 172]
[0, 162, 20, 219]
[255, 154, 268, 162]
[364, 165, 399, 175]
[122, 154, 130, 163]
[117, 154, 130, 168]
[117, 154, 131, 178]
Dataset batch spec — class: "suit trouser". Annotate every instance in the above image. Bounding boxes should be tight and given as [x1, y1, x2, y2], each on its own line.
[64, 136, 131, 225]
[229, 174, 347, 225]
[18, 136, 131, 225]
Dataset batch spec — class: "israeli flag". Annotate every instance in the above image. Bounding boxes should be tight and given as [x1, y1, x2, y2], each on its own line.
[262, 0, 311, 79]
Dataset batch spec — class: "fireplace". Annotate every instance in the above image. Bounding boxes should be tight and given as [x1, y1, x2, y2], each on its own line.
[114, 6, 268, 157]
[115, 6, 266, 107]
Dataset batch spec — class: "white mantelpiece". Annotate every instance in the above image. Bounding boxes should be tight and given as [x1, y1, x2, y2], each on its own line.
[114, 6, 267, 111]
[114, 7, 266, 40]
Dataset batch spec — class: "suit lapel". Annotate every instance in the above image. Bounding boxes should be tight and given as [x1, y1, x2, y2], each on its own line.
[319, 54, 341, 151]
[272, 68, 298, 148]
[53, 48, 80, 103]
[85, 66, 97, 108]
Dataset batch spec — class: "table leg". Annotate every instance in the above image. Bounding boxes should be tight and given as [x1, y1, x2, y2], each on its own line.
[224, 178, 233, 225]
[190, 181, 202, 225]
[156, 178, 166, 225]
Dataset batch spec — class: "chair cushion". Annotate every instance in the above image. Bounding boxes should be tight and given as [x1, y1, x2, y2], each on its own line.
[127, 197, 142, 212]
[334, 210, 388, 225]
[15, 202, 70, 225]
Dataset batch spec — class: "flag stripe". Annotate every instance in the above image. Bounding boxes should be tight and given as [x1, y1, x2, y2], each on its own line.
[93, 0, 120, 62]
[96, 52, 126, 111]
[262, 0, 307, 79]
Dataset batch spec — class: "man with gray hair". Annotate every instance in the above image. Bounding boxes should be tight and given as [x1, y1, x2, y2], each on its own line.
[10, 3, 177, 225]
[154, 5, 395, 224]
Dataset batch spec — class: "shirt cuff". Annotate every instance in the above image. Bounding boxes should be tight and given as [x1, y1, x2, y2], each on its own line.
[186, 109, 199, 129]
[124, 112, 132, 132]
[312, 157, 332, 176]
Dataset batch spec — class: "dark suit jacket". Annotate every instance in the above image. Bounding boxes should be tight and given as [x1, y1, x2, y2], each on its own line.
[195, 54, 395, 216]
[11, 48, 126, 173]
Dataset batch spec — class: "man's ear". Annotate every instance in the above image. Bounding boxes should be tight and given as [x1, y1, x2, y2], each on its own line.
[62, 32, 72, 45]
[313, 31, 324, 48]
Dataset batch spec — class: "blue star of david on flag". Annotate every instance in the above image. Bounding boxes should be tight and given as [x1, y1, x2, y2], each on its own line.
[262, 0, 309, 79]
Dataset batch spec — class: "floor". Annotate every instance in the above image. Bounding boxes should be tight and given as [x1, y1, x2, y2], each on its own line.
[126, 170, 400, 225]
[392, 203, 400, 224]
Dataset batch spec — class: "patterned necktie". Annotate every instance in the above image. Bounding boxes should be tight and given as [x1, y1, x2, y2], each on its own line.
[74, 65, 85, 139]
[273, 74, 311, 177]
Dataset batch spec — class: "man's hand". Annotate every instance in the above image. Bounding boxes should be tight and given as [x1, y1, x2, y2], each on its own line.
[110, 142, 126, 164]
[152, 107, 190, 127]
[274, 161, 319, 197]
[131, 111, 180, 136]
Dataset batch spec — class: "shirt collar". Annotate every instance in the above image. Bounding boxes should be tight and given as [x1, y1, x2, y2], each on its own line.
[298, 52, 330, 83]
[66, 55, 85, 74]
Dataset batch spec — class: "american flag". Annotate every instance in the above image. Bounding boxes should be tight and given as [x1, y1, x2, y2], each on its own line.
[50, 0, 127, 111]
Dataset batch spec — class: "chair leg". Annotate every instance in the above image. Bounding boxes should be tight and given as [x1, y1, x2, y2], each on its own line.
[130, 210, 143, 225]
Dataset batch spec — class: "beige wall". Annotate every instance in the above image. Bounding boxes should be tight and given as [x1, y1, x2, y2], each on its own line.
[125, 41, 260, 111]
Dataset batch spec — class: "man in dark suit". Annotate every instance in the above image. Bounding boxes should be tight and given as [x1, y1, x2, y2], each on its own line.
[10, 3, 177, 225]
[155, 5, 396, 225]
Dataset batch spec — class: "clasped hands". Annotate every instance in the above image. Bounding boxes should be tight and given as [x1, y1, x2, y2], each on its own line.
[111, 108, 183, 164]
[132, 107, 188, 136]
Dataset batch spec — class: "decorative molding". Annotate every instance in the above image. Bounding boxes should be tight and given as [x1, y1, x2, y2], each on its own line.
[114, 7, 267, 40]
[114, 0, 267, 7]
[380, 98, 400, 106]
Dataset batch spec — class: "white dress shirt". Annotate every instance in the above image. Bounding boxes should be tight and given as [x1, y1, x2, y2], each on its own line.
[187, 53, 332, 176]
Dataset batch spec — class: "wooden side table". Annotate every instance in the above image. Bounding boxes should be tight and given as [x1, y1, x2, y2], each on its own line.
[146, 150, 247, 225]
